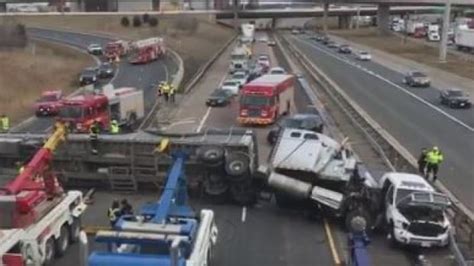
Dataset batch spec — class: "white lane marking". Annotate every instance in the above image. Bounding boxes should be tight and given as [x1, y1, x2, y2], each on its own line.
[194, 73, 231, 133]
[241, 206, 247, 222]
[196, 107, 212, 133]
[296, 37, 474, 132]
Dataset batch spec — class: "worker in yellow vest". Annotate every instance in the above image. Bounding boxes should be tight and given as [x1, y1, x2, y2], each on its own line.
[169, 84, 176, 103]
[110, 120, 120, 134]
[0, 114, 9, 132]
[425, 146, 444, 182]
[162, 82, 170, 103]
[107, 200, 121, 227]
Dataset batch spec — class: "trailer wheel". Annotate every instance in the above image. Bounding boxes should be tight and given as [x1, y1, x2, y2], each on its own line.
[44, 238, 55, 266]
[55, 225, 70, 257]
[230, 179, 257, 206]
[127, 113, 137, 130]
[204, 174, 229, 197]
[198, 146, 224, 165]
[225, 153, 249, 177]
[69, 218, 81, 243]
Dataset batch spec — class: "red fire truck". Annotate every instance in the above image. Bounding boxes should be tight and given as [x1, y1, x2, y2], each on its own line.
[57, 93, 110, 133]
[104, 40, 130, 61]
[128, 37, 166, 64]
[57, 86, 145, 133]
[238, 74, 294, 125]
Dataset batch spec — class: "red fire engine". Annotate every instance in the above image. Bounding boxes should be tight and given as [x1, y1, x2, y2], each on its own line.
[104, 40, 130, 61]
[57, 94, 110, 133]
[128, 37, 166, 64]
[238, 74, 294, 125]
[0, 123, 87, 266]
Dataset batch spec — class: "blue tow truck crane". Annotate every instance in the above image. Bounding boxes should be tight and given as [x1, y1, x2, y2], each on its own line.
[88, 141, 218, 266]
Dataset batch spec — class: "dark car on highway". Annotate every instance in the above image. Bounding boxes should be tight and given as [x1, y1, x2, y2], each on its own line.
[440, 88, 471, 109]
[403, 71, 431, 87]
[79, 67, 98, 86]
[321, 36, 330, 45]
[338, 44, 352, 54]
[267, 113, 324, 144]
[206, 89, 234, 107]
[97, 62, 115, 78]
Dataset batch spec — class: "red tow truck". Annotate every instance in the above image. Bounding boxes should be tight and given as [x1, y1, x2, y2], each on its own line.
[238, 74, 294, 125]
[57, 85, 144, 133]
[0, 123, 87, 266]
[128, 37, 165, 64]
[104, 40, 130, 61]
[33, 90, 63, 117]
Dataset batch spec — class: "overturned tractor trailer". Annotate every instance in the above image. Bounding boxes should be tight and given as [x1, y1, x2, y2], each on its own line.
[0, 128, 260, 205]
[262, 128, 381, 229]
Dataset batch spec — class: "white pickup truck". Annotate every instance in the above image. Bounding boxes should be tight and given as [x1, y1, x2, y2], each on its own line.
[380, 172, 451, 247]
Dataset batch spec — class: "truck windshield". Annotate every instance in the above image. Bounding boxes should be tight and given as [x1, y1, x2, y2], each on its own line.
[232, 54, 246, 60]
[37, 95, 58, 102]
[240, 95, 272, 106]
[59, 106, 83, 118]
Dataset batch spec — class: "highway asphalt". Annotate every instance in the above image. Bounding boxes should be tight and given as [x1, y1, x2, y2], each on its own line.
[289, 34, 474, 210]
[11, 28, 171, 133]
[52, 37, 333, 266]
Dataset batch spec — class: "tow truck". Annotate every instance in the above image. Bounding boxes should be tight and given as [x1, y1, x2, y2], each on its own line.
[87, 139, 217, 266]
[0, 123, 87, 266]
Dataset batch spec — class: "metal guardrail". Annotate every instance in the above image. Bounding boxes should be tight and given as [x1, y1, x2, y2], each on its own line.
[278, 33, 474, 264]
[182, 33, 237, 94]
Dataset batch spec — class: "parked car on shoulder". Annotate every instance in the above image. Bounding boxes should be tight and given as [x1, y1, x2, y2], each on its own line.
[338, 44, 352, 54]
[79, 67, 98, 86]
[267, 40, 276, 46]
[403, 71, 431, 87]
[87, 44, 103, 55]
[206, 88, 234, 107]
[267, 113, 324, 144]
[97, 62, 115, 78]
[269, 67, 287, 75]
[34, 90, 63, 116]
[221, 80, 241, 95]
[440, 88, 471, 108]
[356, 51, 372, 61]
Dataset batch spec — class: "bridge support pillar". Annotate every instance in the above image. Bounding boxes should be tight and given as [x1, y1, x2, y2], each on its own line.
[338, 15, 351, 30]
[0, 2, 6, 12]
[377, 4, 390, 35]
[322, 2, 329, 34]
[232, 0, 240, 30]
[271, 18, 277, 31]
[439, 0, 451, 62]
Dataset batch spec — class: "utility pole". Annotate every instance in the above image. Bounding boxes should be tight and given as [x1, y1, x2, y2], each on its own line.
[439, 0, 451, 63]
[356, 5, 360, 30]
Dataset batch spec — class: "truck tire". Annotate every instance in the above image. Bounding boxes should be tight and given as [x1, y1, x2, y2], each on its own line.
[225, 152, 249, 177]
[127, 113, 137, 130]
[55, 225, 70, 257]
[44, 238, 55, 266]
[204, 173, 228, 197]
[230, 179, 257, 206]
[198, 146, 224, 166]
[69, 218, 81, 243]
